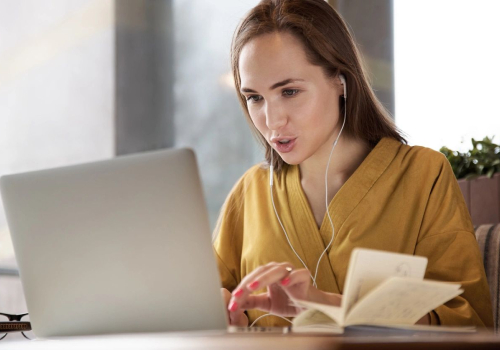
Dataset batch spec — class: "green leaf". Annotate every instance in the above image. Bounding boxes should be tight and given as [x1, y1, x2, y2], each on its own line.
[487, 168, 495, 178]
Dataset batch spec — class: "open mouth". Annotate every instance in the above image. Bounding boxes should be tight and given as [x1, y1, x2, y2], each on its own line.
[273, 138, 296, 153]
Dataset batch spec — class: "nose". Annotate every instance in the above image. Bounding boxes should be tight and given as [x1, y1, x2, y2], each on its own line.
[265, 102, 287, 131]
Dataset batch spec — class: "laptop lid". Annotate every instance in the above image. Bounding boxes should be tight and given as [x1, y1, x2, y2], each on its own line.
[0, 148, 227, 338]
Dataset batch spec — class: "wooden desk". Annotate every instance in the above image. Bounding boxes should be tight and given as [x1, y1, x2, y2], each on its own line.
[2, 330, 500, 350]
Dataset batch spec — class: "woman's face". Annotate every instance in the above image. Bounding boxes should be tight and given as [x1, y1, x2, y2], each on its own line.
[239, 32, 344, 166]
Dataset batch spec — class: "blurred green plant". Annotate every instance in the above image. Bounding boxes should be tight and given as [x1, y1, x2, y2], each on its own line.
[440, 136, 500, 180]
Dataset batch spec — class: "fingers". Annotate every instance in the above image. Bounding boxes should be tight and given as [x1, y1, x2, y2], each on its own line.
[226, 263, 341, 320]
[279, 269, 310, 293]
[234, 262, 292, 296]
[229, 309, 249, 327]
[247, 263, 294, 291]
[228, 262, 297, 313]
[221, 288, 248, 326]
[239, 293, 272, 311]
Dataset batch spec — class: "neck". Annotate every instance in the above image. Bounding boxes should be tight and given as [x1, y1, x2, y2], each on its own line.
[299, 135, 371, 199]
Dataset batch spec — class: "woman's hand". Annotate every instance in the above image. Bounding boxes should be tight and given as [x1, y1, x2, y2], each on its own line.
[227, 262, 342, 317]
[221, 288, 248, 326]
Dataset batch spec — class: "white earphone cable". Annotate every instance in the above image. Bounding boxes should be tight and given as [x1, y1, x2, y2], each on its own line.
[249, 313, 293, 327]
[269, 96, 346, 288]
[252, 77, 347, 327]
[269, 175, 315, 283]
[312, 102, 346, 284]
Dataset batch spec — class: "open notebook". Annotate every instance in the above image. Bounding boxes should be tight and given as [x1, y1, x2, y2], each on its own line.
[291, 248, 474, 333]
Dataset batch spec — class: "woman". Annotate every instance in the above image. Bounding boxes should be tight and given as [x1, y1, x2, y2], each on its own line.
[213, 0, 493, 328]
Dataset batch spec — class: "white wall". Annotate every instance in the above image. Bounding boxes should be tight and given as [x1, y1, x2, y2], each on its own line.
[394, 0, 500, 152]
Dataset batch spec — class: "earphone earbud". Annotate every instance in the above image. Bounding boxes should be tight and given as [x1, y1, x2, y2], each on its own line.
[339, 74, 347, 99]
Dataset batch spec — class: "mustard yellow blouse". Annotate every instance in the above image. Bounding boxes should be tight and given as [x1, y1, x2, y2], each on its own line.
[213, 137, 494, 328]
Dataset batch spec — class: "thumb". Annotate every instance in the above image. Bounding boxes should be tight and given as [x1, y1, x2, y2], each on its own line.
[229, 309, 249, 327]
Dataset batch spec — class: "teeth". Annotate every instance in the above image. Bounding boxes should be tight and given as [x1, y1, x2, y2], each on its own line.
[279, 140, 290, 144]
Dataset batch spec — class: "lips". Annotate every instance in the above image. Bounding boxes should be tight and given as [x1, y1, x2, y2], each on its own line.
[271, 137, 297, 153]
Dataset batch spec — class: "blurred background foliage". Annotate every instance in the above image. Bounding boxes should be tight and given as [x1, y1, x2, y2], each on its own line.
[440, 136, 500, 180]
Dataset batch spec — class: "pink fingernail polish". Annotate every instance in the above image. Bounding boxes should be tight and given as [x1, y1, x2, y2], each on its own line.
[233, 289, 243, 297]
[228, 301, 238, 312]
[248, 281, 260, 290]
[281, 277, 291, 286]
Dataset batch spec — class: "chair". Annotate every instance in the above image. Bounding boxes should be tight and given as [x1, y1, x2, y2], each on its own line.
[475, 224, 500, 332]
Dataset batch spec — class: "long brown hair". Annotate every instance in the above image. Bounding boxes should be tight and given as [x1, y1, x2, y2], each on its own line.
[231, 0, 406, 174]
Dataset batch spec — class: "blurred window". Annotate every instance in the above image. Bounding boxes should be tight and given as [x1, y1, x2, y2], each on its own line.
[0, 0, 262, 316]
[0, 0, 114, 314]
[173, 0, 261, 228]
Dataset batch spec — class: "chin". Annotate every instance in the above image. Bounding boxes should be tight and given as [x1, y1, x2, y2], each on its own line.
[277, 152, 304, 166]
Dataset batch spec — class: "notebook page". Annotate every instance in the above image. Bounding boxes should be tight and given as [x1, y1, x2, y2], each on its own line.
[292, 308, 344, 333]
[291, 299, 344, 325]
[345, 277, 462, 326]
[342, 249, 428, 315]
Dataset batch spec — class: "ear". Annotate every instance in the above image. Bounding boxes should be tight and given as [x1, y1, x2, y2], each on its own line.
[338, 74, 347, 99]
[331, 74, 345, 99]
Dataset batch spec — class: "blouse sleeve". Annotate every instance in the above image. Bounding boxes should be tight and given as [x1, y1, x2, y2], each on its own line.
[414, 154, 494, 327]
[212, 175, 246, 292]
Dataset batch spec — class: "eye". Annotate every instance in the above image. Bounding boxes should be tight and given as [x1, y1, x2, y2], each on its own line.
[282, 89, 299, 97]
[246, 95, 263, 103]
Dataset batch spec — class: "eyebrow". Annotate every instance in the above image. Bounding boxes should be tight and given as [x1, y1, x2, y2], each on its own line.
[240, 78, 305, 94]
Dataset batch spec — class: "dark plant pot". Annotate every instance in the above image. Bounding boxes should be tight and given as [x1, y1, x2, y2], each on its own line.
[458, 173, 500, 226]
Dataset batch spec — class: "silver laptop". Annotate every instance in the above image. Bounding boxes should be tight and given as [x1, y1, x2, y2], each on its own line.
[0, 148, 227, 338]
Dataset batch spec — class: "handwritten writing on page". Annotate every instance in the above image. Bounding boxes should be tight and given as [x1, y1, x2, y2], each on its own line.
[345, 277, 462, 327]
[342, 248, 428, 316]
